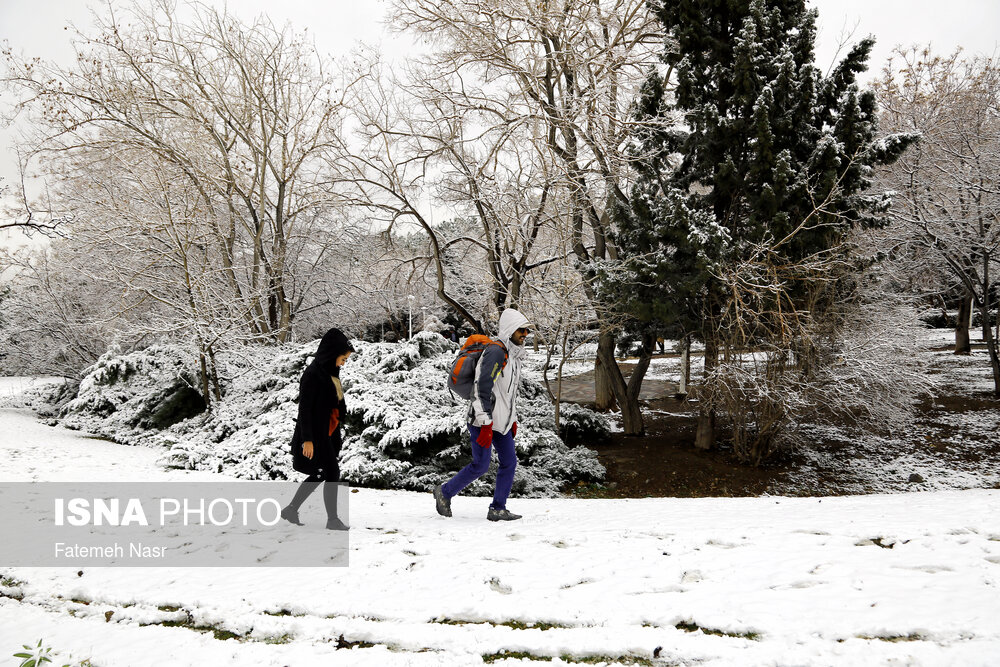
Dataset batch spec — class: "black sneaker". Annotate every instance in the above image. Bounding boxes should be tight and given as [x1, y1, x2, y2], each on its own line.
[433, 484, 452, 517]
[326, 517, 349, 531]
[280, 506, 303, 525]
[487, 507, 522, 522]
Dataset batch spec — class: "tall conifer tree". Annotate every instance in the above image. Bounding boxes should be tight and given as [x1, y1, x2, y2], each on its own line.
[616, 0, 915, 452]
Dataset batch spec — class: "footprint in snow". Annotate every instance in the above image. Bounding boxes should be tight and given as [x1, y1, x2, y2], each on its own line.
[893, 564, 954, 574]
[706, 539, 740, 549]
[770, 580, 823, 590]
[949, 528, 978, 536]
[681, 570, 704, 584]
[488, 577, 512, 594]
[627, 584, 685, 595]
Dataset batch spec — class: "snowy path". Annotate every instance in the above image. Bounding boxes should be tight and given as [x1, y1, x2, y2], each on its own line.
[1, 380, 999, 666]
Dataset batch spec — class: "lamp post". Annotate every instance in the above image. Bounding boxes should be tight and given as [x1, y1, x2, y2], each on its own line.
[407, 294, 415, 339]
[421, 306, 427, 332]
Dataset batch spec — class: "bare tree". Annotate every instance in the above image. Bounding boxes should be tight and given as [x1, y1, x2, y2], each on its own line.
[3, 0, 359, 346]
[0, 163, 72, 236]
[704, 229, 930, 464]
[0, 243, 135, 377]
[51, 141, 251, 402]
[340, 52, 570, 333]
[527, 236, 598, 429]
[875, 47, 1000, 394]
[387, 0, 666, 428]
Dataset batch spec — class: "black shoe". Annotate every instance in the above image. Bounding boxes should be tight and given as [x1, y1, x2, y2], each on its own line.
[280, 506, 303, 525]
[433, 484, 452, 517]
[487, 507, 522, 522]
[326, 517, 349, 531]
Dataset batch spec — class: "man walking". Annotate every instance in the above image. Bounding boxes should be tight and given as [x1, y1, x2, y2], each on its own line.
[434, 308, 530, 521]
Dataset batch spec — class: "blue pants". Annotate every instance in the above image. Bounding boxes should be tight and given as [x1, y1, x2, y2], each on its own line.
[441, 425, 517, 510]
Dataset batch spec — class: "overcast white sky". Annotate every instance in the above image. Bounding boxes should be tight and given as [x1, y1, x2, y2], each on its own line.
[3, 0, 996, 78]
[1, 0, 998, 243]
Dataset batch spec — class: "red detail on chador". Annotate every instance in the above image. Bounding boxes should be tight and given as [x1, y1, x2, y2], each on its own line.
[329, 408, 340, 436]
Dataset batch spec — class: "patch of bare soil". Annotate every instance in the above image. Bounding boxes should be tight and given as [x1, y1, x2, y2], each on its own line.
[570, 396, 800, 498]
[565, 350, 1000, 499]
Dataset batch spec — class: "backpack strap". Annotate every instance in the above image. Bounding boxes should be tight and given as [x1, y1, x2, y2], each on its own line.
[485, 339, 508, 377]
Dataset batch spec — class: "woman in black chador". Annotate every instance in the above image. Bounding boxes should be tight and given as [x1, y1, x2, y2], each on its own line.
[281, 328, 354, 530]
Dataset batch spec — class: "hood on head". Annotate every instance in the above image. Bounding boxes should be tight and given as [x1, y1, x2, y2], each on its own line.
[313, 328, 355, 375]
[497, 308, 530, 343]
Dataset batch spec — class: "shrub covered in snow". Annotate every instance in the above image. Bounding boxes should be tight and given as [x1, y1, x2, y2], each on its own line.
[47, 333, 607, 497]
[56, 345, 207, 442]
[152, 343, 311, 480]
[0, 377, 78, 415]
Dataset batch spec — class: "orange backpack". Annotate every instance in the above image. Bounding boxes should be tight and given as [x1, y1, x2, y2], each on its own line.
[447, 335, 508, 400]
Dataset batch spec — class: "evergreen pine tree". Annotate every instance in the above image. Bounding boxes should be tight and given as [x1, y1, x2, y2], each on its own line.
[615, 0, 915, 455]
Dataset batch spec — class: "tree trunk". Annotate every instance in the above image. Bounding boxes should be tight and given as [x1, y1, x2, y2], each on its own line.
[678, 335, 690, 397]
[936, 293, 950, 325]
[554, 374, 563, 432]
[594, 331, 647, 435]
[207, 345, 223, 402]
[694, 335, 718, 450]
[552, 329, 570, 432]
[619, 398, 643, 435]
[621, 333, 656, 437]
[982, 302, 1000, 397]
[695, 408, 715, 450]
[198, 352, 213, 412]
[594, 330, 617, 411]
[956, 291, 973, 354]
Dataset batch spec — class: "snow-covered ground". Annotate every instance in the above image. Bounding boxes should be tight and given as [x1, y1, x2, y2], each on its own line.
[789, 328, 1000, 494]
[1, 378, 999, 666]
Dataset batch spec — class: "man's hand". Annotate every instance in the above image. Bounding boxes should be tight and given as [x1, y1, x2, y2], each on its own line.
[476, 424, 493, 448]
[512, 421, 518, 437]
[303, 441, 314, 459]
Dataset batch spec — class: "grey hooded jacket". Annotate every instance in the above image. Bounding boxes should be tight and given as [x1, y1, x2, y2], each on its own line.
[468, 308, 529, 435]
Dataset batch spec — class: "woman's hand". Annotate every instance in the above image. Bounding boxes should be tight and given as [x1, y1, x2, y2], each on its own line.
[303, 441, 314, 459]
